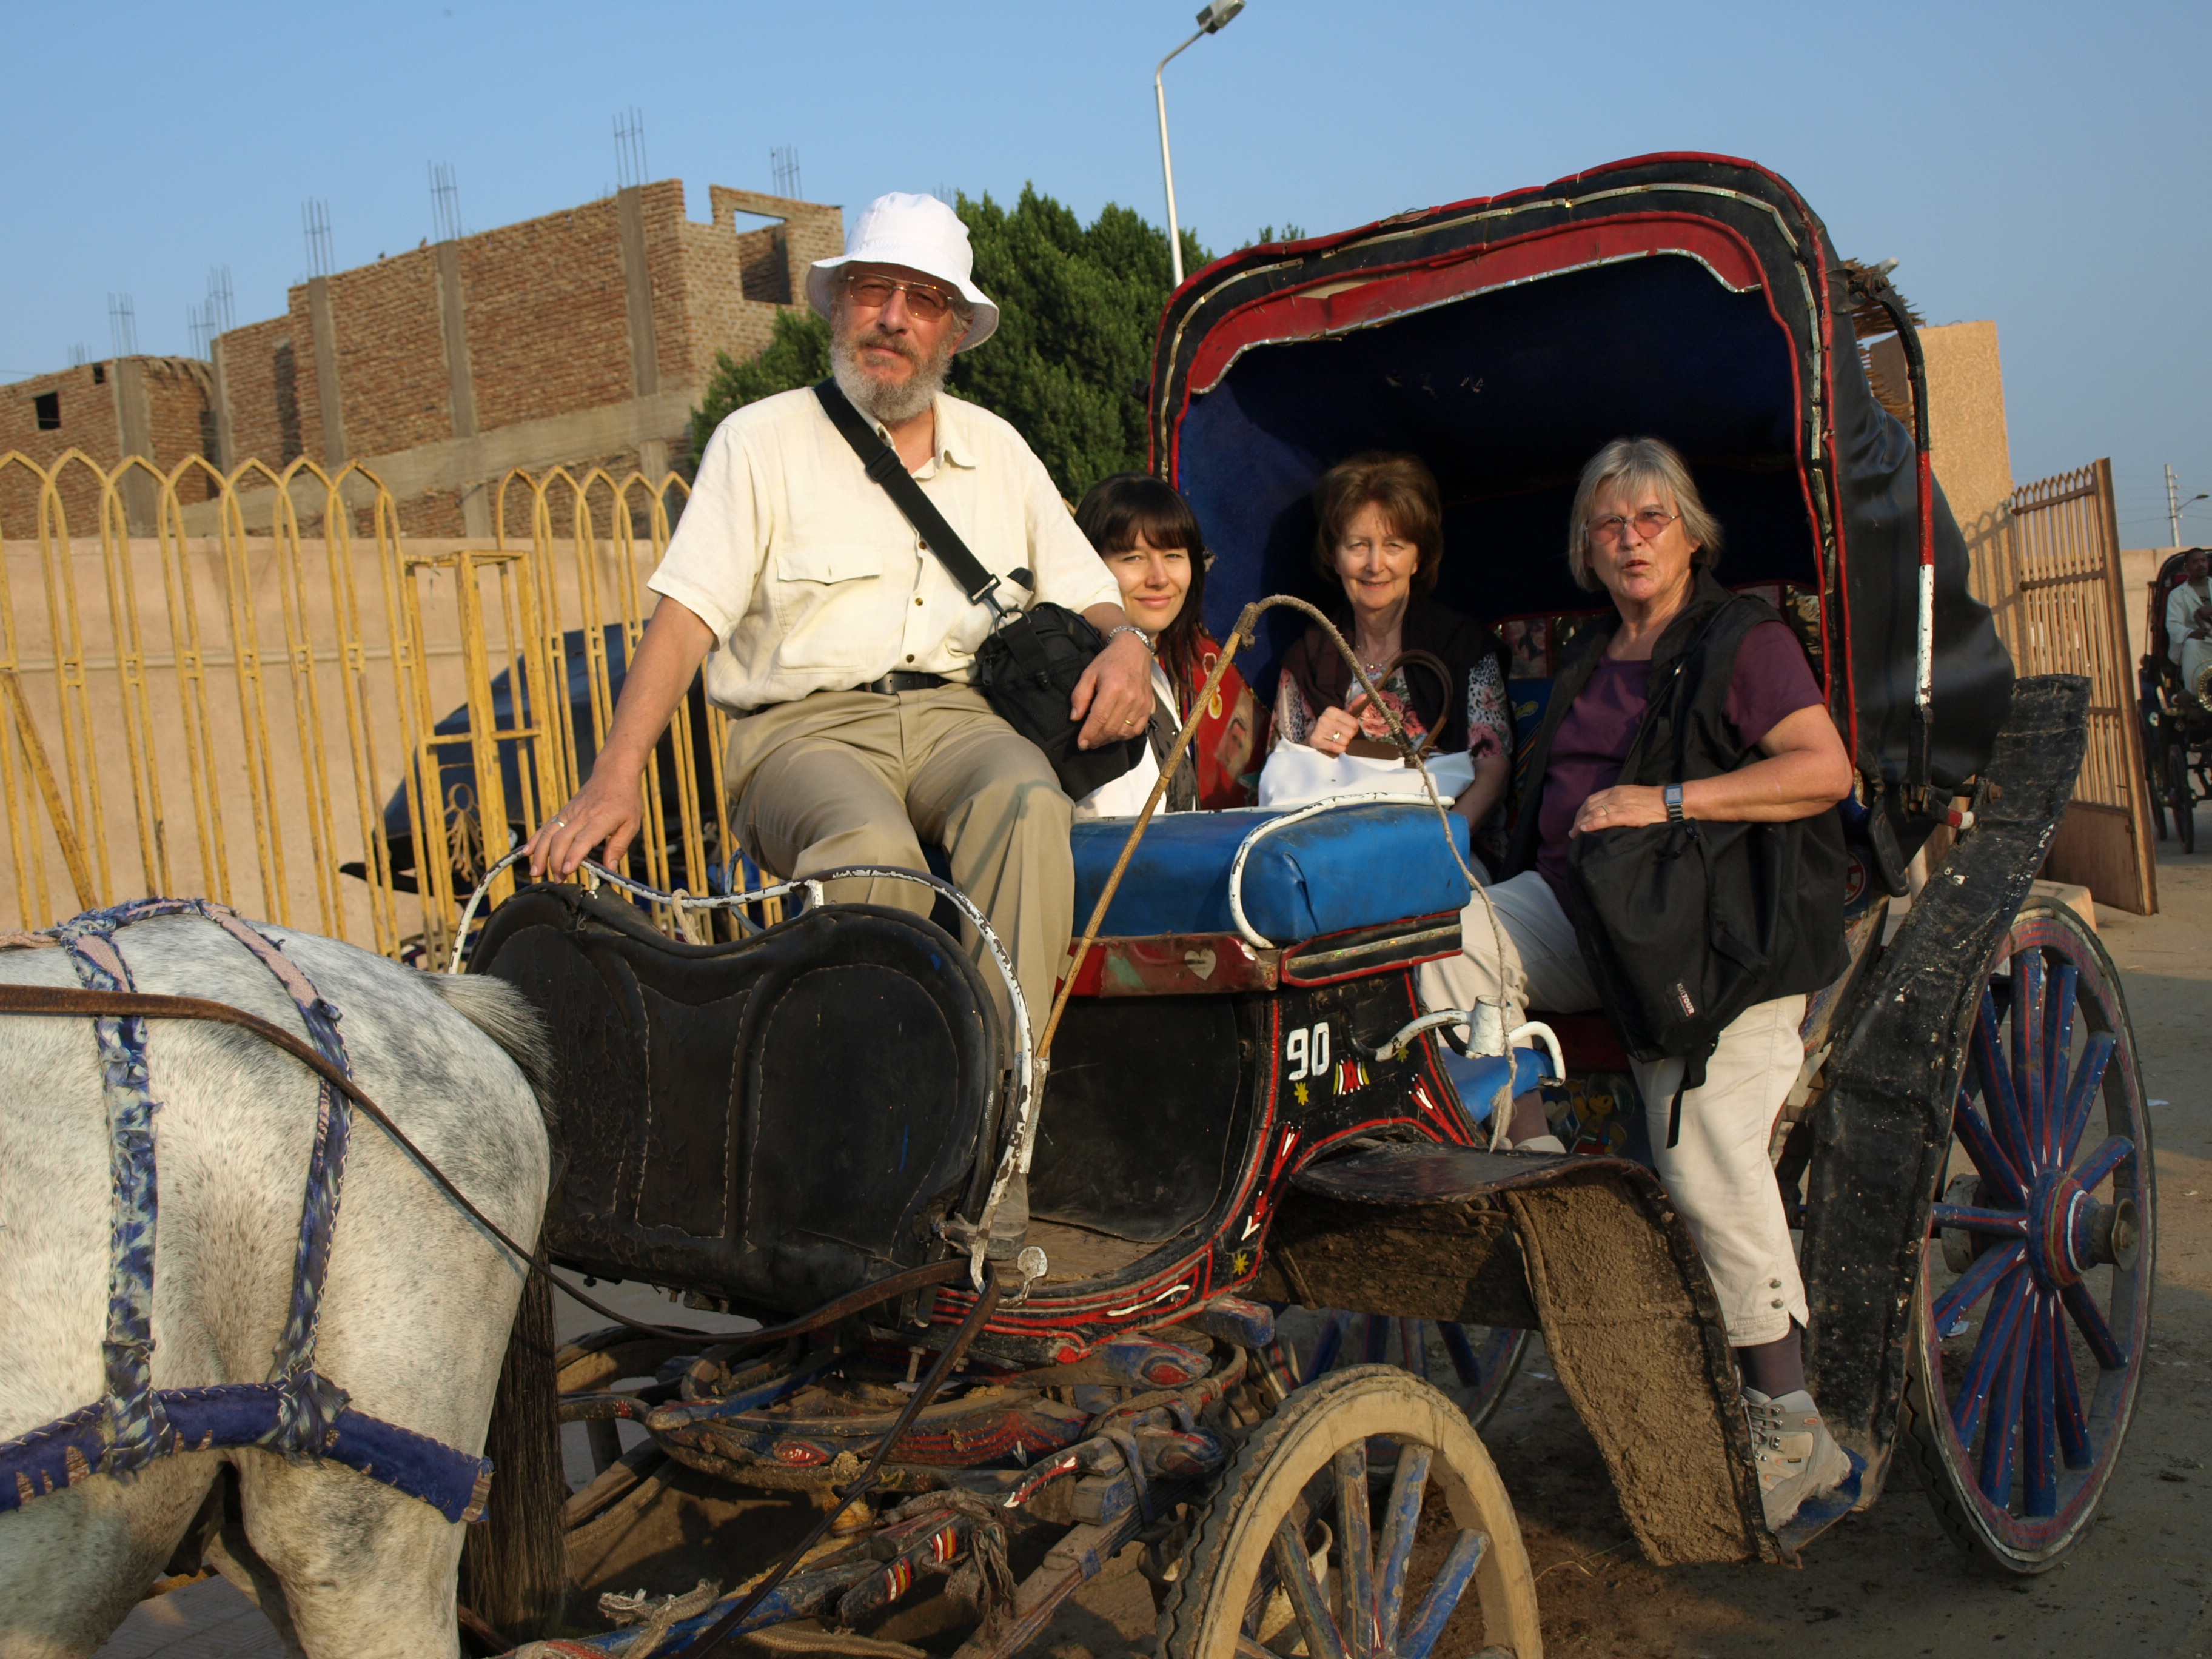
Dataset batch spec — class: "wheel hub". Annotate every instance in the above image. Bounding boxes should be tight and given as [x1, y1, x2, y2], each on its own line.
[2027, 1170, 2137, 1287]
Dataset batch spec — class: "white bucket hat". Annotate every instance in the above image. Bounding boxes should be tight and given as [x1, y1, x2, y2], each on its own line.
[806, 192, 1000, 352]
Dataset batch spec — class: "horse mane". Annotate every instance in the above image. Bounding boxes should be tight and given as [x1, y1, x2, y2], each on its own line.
[421, 972, 557, 1116]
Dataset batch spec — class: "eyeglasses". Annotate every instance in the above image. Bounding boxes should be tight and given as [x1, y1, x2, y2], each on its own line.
[843, 274, 959, 322]
[1587, 507, 1678, 546]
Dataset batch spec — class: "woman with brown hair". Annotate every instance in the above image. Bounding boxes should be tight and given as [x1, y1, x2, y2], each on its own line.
[1070, 474, 1265, 816]
[1272, 452, 1513, 863]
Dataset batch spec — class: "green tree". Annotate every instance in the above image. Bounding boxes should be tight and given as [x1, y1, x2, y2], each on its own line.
[686, 188, 1208, 497]
[686, 307, 831, 469]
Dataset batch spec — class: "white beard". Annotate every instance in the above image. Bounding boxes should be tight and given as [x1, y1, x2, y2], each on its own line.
[831, 323, 956, 426]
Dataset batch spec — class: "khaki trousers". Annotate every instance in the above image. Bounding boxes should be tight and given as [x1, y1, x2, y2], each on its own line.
[1420, 870, 1809, 1345]
[724, 685, 1073, 1044]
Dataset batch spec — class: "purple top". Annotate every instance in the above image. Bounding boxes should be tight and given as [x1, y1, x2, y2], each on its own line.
[1535, 620, 1825, 908]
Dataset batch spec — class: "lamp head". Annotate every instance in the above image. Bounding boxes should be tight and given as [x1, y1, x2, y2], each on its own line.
[1196, 0, 1245, 33]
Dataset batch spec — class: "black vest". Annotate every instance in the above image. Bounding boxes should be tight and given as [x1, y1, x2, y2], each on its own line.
[1508, 573, 1846, 1074]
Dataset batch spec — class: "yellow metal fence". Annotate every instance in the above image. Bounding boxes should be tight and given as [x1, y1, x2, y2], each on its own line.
[0, 451, 748, 961]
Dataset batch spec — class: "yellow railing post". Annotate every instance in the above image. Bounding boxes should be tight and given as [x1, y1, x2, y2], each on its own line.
[0, 451, 736, 953]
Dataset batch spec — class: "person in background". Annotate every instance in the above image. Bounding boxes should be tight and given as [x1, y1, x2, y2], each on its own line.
[1421, 435, 1854, 1529]
[2166, 545, 2211, 696]
[1071, 474, 1265, 817]
[1271, 453, 1513, 868]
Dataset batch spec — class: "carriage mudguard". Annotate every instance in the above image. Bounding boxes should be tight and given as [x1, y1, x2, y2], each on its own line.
[1255, 1142, 1777, 1567]
[471, 885, 1002, 1314]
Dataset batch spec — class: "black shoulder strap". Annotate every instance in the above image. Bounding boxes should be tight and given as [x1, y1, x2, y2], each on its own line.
[813, 379, 1003, 614]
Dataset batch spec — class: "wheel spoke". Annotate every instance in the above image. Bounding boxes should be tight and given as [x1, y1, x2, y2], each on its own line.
[2060, 1279, 2127, 1372]
[1303, 1312, 1349, 1385]
[1933, 1239, 2025, 1338]
[2022, 1290, 2057, 1517]
[2049, 1298, 2093, 1469]
[1953, 1265, 2030, 1448]
[1395, 1529, 1488, 1659]
[2011, 949, 2046, 1170]
[1929, 1202, 2028, 1236]
[1438, 1321, 1484, 1390]
[1269, 1518, 1349, 1659]
[2041, 962, 2077, 1166]
[2059, 1033, 2116, 1167]
[1373, 1444, 1432, 1653]
[1969, 994, 2036, 1187]
[1360, 1314, 1390, 1366]
[1952, 1078, 2026, 1208]
[1333, 1445, 1376, 1659]
[2073, 1134, 2134, 1196]
[1975, 1278, 2031, 1507]
[1398, 1319, 1427, 1378]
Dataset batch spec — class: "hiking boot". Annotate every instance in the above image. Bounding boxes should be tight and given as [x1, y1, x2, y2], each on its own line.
[1742, 1387, 1851, 1530]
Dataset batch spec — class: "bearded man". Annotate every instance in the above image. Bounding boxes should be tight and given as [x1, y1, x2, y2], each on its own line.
[526, 192, 1153, 1057]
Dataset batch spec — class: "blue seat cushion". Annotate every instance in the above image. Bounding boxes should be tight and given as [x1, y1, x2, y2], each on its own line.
[1441, 1048, 1552, 1126]
[1070, 802, 1473, 943]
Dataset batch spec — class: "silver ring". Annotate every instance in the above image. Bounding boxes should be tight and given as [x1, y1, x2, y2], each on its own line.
[554, 816, 568, 827]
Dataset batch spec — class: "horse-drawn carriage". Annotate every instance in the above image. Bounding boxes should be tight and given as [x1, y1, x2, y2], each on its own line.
[0, 153, 2152, 1659]
[443, 154, 2153, 1655]
[2139, 546, 2211, 851]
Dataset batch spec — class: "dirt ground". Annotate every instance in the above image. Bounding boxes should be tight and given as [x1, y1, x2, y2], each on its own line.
[97, 840, 2212, 1657]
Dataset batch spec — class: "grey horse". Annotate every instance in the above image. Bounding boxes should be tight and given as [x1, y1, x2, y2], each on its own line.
[0, 913, 567, 1656]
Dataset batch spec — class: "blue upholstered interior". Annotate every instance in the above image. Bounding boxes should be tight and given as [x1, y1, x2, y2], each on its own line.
[1175, 255, 1817, 697]
[1071, 801, 1473, 943]
[1442, 1047, 1553, 1125]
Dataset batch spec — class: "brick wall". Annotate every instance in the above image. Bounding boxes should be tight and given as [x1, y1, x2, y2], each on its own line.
[140, 359, 220, 501]
[1, 364, 118, 539]
[464, 193, 639, 431]
[198, 179, 843, 532]
[1, 358, 220, 538]
[327, 248, 453, 460]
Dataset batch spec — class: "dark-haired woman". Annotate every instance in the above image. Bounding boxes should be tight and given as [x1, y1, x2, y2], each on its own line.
[1070, 474, 1265, 817]
[1272, 452, 1513, 865]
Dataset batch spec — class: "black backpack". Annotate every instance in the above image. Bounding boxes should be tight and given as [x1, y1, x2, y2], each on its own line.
[1562, 598, 1845, 1138]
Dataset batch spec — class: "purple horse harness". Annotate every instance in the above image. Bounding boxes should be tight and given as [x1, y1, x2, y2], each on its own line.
[0, 898, 492, 1524]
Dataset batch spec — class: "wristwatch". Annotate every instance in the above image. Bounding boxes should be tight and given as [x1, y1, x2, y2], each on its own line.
[1664, 783, 1686, 823]
[1105, 624, 1155, 652]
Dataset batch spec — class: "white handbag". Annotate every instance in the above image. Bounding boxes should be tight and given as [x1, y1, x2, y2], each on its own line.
[1256, 743, 1475, 810]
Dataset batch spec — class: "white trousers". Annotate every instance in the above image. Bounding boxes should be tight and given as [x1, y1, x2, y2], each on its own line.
[1419, 870, 1809, 1345]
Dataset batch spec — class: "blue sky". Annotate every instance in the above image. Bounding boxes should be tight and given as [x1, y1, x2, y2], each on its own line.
[5, 0, 2207, 545]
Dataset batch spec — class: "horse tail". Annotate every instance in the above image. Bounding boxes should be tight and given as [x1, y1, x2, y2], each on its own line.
[462, 1260, 569, 1637]
[429, 971, 568, 1634]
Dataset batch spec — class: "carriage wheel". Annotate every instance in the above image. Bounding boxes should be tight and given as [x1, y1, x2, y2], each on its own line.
[1902, 897, 2154, 1574]
[1294, 1310, 1529, 1432]
[2163, 739, 2196, 854]
[1155, 1365, 1540, 1659]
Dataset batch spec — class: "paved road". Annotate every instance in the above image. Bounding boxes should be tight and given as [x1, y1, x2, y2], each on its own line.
[97, 846, 2212, 1656]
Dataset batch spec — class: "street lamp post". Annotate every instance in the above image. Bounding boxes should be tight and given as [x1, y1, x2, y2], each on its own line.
[1155, 0, 1244, 289]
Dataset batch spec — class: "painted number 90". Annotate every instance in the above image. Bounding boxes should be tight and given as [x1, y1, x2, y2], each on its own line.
[1284, 1021, 1332, 1082]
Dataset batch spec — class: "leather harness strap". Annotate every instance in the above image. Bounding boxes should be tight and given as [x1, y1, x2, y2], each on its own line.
[0, 982, 970, 1349]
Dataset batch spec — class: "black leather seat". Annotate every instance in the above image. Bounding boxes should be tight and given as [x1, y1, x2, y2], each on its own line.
[471, 884, 1004, 1314]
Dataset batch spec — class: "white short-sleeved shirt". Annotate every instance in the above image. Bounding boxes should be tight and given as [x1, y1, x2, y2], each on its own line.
[2167, 577, 2210, 665]
[648, 386, 1121, 714]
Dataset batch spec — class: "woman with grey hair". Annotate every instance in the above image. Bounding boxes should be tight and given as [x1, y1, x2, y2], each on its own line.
[1421, 434, 1856, 1530]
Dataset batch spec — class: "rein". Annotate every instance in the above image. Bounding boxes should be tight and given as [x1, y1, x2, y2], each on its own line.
[0, 982, 968, 1348]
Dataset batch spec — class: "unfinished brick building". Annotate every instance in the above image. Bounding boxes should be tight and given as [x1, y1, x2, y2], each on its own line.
[2, 182, 842, 540]
[0, 357, 220, 538]
[215, 182, 842, 534]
